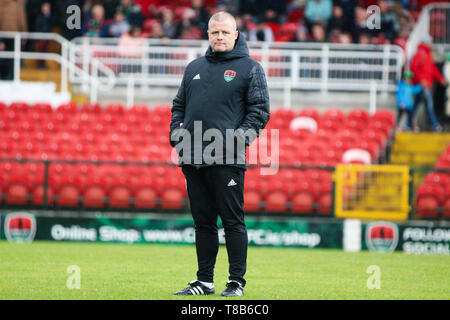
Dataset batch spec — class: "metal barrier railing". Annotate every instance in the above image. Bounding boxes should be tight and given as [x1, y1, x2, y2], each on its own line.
[70, 37, 404, 106]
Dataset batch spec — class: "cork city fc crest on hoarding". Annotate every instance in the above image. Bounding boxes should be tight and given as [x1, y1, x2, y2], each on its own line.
[365, 221, 399, 253]
[4, 212, 37, 243]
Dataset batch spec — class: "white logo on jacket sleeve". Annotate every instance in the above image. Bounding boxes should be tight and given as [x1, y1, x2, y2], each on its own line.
[193, 74, 200, 80]
[227, 179, 237, 186]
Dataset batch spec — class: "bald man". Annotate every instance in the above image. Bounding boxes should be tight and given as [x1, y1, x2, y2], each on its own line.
[170, 12, 270, 297]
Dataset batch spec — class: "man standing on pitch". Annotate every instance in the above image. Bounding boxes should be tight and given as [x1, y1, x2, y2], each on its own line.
[170, 11, 270, 297]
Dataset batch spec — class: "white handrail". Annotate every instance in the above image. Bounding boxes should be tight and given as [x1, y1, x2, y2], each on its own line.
[0, 31, 116, 96]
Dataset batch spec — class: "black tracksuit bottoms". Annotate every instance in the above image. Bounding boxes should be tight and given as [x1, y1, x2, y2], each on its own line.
[182, 165, 247, 287]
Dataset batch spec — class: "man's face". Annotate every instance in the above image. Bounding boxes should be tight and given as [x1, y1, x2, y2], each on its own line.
[208, 19, 238, 52]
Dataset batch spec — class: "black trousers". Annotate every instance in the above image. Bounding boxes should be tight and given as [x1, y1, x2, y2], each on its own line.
[182, 165, 247, 286]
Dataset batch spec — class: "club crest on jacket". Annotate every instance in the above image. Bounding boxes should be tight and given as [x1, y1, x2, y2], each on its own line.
[224, 70, 236, 82]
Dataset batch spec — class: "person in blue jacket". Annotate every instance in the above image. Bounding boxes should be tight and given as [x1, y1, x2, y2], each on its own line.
[396, 70, 422, 131]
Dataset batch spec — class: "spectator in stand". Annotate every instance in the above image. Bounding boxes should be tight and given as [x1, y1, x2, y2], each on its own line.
[116, 0, 144, 28]
[305, 0, 332, 33]
[377, 0, 400, 43]
[83, 4, 109, 37]
[311, 23, 327, 42]
[328, 28, 341, 43]
[248, 19, 274, 43]
[34, 2, 52, 69]
[239, 0, 264, 17]
[396, 70, 422, 131]
[0, 0, 28, 80]
[327, 5, 345, 37]
[352, 5, 376, 44]
[190, 0, 210, 38]
[395, 7, 415, 39]
[291, 24, 309, 42]
[176, 8, 204, 40]
[334, 0, 357, 34]
[263, 0, 288, 25]
[160, 7, 178, 39]
[109, 11, 131, 37]
[235, 15, 249, 41]
[358, 32, 371, 44]
[216, 0, 240, 15]
[339, 32, 353, 44]
[149, 21, 168, 40]
[410, 35, 448, 131]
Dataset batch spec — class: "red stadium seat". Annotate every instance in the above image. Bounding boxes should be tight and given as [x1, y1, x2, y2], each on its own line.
[81, 102, 101, 113]
[160, 176, 186, 210]
[291, 181, 315, 214]
[105, 102, 126, 115]
[109, 187, 132, 208]
[31, 183, 53, 206]
[5, 176, 29, 205]
[317, 181, 332, 215]
[415, 183, 444, 218]
[134, 177, 158, 209]
[444, 185, 450, 218]
[244, 190, 262, 212]
[9, 102, 30, 113]
[33, 103, 53, 113]
[371, 109, 395, 128]
[347, 109, 369, 124]
[83, 186, 106, 208]
[57, 102, 79, 113]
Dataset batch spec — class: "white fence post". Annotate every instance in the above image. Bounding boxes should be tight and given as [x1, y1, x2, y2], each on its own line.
[13, 33, 21, 85]
[369, 80, 377, 115]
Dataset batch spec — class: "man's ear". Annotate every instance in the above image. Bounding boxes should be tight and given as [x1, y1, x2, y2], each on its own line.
[235, 30, 239, 40]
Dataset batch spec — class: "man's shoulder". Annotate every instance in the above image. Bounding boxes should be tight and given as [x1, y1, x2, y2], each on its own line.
[186, 56, 207, 69]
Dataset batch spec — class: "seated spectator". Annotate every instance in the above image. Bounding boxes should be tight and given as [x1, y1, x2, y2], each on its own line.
[358, 32, 372, 44]
[249, 19, 274, 42]
[176, 8, 204, 40]
[34, 2, 52, 68]
[377, 0, 400, 43]
[109, 11, 131, 37]
[116, 0, 144, 28]
[311, 23, 327, 42]
[339, 32, 353, 44]
[160, 7, 178, 39]
[305, 0, 332, 32]
[235, 15, 250, 40]
[329, 28, 342, 43]
[334, 0, 357, 33]
[190, 0, 210, 38]
[352, 5, 376, 43]
[83, 4, 109, 38]
[149, 21, 168, 40]
[395, 7, 415, 39]
[291, 24, 309, 42]
[327, 5, 345, 36]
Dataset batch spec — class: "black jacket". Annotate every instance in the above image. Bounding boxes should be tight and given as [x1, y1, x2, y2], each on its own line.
[170, 33, 270, 169]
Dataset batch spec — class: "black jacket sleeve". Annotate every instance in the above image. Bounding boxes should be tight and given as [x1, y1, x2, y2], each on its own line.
[169, 72, 187, 147]
[239, 63, 270, 146]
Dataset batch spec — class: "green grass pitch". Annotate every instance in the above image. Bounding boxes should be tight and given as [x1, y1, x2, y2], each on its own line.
[0, 241, 448, 300]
